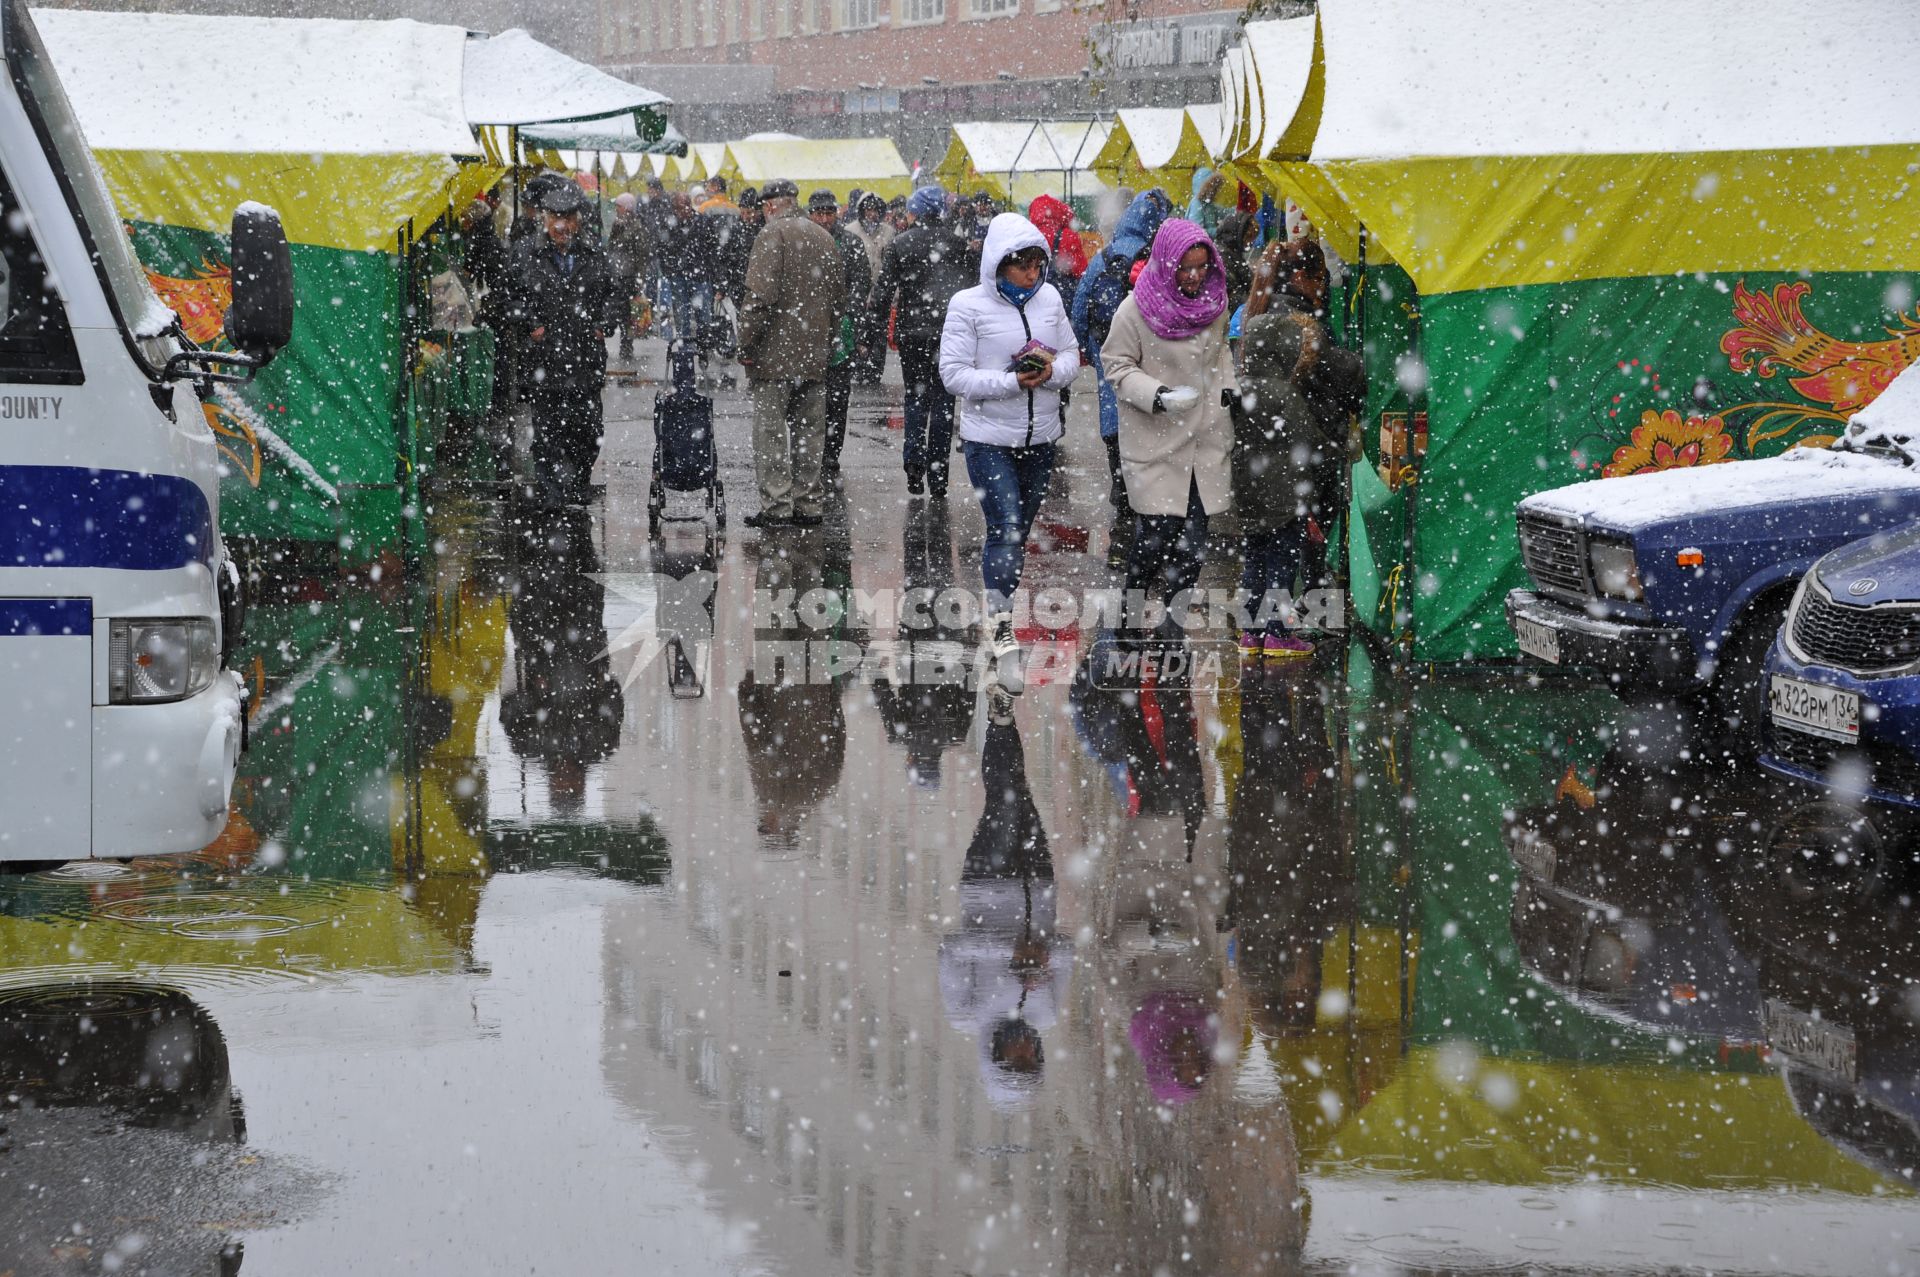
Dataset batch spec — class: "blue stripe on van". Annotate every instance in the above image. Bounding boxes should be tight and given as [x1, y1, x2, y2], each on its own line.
[0, 465, 213, 570]
[0, 597, 90, 635]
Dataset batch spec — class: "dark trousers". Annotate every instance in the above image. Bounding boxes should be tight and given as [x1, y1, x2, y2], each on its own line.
[1125, 477, 1210, 626]
[898, 336, 953, 491]
[530, 378, 604, 502]
[823, 357, 853, 471]
[1240, 519, 1310, 635]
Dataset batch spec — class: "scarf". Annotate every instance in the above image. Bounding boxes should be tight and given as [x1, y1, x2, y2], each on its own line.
[1131, 218, 1227, 342]
[997, 277, 1040, 309]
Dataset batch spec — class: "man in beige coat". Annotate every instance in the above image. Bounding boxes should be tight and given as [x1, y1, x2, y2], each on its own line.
[737, 178, 849, 528]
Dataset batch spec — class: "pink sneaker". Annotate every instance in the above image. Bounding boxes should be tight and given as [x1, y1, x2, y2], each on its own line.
[1264, 634, 1315, 659]
[1239, 630, 1265, 658]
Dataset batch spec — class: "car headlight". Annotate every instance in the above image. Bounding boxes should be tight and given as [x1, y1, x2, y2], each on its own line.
[108, 618, 218, 704]
[1588, 540, 1644, 601]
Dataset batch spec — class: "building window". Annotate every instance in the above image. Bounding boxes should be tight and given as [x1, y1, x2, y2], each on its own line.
[966, 0, 1015, 18]
[749, 0, 765, 39]
[896, 0, 942, 24]
[839, 0, 879, 28]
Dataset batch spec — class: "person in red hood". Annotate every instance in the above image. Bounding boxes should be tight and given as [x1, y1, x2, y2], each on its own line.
[1026, 194, 1088, 284]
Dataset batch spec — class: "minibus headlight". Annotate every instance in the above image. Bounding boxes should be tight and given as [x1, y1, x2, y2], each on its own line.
[1588, 539, 1644, 601]
[109, 618, 218, 704]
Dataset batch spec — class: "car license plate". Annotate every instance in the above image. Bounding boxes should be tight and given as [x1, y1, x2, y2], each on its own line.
[1768, 675, 1860, 744]
[1514, 616, 1560, 664]
[1765, 998, 1857, 1082]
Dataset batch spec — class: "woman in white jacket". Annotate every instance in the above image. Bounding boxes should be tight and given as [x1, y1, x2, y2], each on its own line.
[940, 212, 1081, 694]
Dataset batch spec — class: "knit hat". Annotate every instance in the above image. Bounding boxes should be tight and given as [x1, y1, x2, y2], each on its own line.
[906, 184, 948, 221]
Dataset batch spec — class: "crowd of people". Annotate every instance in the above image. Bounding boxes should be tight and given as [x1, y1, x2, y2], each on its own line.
[468, 164, 1364, 693]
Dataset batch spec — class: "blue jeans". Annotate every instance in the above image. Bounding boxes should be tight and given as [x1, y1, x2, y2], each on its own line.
[963, 439, 1056, 612]
[1240, 520, 1309, 635]
[662, 277, 713, 351]
[899, 337, 953, 487]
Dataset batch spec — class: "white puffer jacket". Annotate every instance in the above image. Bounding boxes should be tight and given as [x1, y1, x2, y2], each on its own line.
[939, 213, 1081, 449]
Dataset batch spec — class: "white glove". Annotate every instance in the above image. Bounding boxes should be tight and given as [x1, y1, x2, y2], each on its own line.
[1159, 385, 1202, 414]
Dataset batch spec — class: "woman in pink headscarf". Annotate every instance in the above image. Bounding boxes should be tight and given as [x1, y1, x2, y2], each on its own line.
[1097, 218, 1238, 638]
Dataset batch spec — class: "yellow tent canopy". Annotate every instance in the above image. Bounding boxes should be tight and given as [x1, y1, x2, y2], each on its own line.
[718, 137, 912, 202]
[1091, 107, 1222, 201]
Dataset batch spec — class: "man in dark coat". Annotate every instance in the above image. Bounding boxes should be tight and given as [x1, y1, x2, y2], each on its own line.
[863, 183, 973, 496]
[808, 189, 874, 478]
[508, 180, 623, 505]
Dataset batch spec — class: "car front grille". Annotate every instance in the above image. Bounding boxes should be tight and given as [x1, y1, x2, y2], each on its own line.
[1790, 583, 1920, 674]
[1768, 723, 1920, 796]
[1518, 514, 1589, 600]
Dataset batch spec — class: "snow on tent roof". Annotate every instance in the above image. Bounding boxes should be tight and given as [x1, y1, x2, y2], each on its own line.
[1112, 108, 1187, 172]
[1312, 0, 1920, 162]
[1233, 15, 1315, 162]
[1218, 47, 1251, 161]
[1185, 105, 1225, 165]
[33, 8, 476, 158]
[719, 137, 911, 200]
[463, 28, 668, 127]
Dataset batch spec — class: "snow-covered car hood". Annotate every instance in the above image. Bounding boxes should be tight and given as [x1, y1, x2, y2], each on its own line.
[1521, 447, 1920, 532]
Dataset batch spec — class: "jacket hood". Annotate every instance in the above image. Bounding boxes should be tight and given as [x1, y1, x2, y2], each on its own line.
[1108, 190, 1174, 262]
[1026, 195, 1073, 242]
[978, 212, 1048, 289]
[1239, 311, 1295, 378]
[1189, 167, 1215, 200]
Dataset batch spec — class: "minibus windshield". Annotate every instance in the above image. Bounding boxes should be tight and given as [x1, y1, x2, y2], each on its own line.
[6, 0, 175, 368]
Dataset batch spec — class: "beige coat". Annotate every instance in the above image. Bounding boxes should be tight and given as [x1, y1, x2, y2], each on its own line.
[1100, 295, 1238, 516]
[737, 207, 848, 383]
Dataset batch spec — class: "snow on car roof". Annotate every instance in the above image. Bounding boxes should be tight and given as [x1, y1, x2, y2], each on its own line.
[1838, 358, 1920, 456]
[33, 8, 478, 158]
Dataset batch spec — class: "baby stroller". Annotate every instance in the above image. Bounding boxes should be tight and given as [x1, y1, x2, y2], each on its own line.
[649, 339, 725, 534]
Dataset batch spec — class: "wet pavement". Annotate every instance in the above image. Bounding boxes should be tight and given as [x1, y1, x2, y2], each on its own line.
[4, 340, 1920, 1275]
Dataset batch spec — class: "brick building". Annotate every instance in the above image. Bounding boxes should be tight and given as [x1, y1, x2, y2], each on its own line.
[598, 0, 1263, 173]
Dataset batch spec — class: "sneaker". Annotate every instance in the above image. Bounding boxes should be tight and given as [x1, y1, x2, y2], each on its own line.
[742, 510, 789, 529]
[790, 512, 823, 528]
[988, 611, 1024, 696]
[1264, 634, 1315, 659]
[1239, 630, 1266, 658]
[906, 468, 925, 496]
[986, 684, 1016, 726]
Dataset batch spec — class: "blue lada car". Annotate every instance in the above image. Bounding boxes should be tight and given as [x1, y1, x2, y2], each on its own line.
[1761, 520, 1920, 808]
[1507, 367, 1920, 736]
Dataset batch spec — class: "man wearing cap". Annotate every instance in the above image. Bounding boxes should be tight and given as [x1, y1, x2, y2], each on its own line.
[864, 183, 973, 496]
[807, 189, 875, 477]
[736, 179, 847, 528]
[508, 179, 623, 504]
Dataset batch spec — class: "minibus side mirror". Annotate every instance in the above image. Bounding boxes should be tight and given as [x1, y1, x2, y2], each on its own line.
[223, 202, 292, 363]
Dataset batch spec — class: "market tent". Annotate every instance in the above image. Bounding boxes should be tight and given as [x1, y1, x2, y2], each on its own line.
[718, 137, 912, 202]
[38, 8, 504, 547]
[464, 27, 681, 170]
[1220, 0, 1920, 661]
[1090, 107, 1219, 200]
[464, 27, 668, 127]
[682, 142, 728, 184]
[933, 120, 1111, 212]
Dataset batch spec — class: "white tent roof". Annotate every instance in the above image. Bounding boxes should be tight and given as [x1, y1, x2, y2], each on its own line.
[1237, 15, 1316, 161]
[463, 28, 667, 126]
[1219, 45, 1253, 160]
[954, 121, 1110, 173]
[1113, 108, 1188, 171]
[1313, 0, 1920, 162]
[1185, 104, 1225, 163]
[33, 8, 478, 157]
